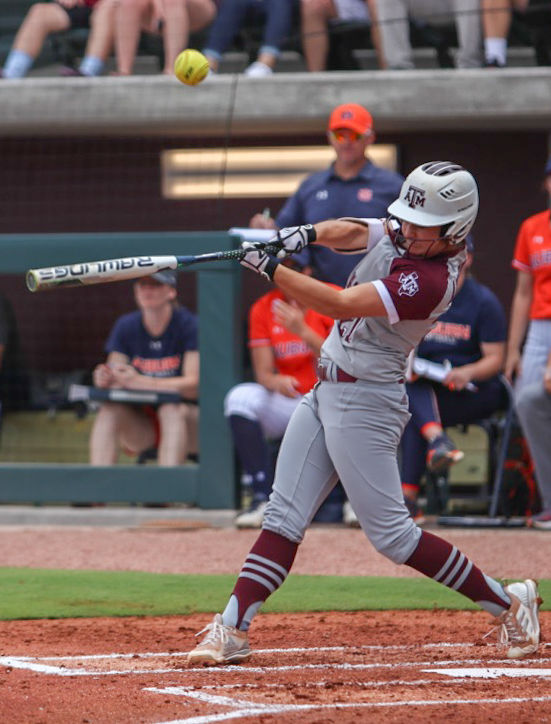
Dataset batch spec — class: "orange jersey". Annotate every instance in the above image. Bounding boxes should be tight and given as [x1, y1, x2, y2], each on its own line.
[248, 288, 336, 395]
[512, 209, 551, 319]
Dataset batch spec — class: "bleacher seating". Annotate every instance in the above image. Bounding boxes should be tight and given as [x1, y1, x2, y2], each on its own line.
[1, 0, 549, 77]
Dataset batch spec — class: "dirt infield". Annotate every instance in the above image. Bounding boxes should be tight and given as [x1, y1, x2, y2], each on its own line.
[1, 611, 550, 723]
[0, 522, 550, 722]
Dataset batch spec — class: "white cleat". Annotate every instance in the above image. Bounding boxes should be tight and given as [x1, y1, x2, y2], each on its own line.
[494, 579, 542, 659]
[187, 614, 251, 666]
[235, 500, 267, 529]
[343, 500, 360, 527]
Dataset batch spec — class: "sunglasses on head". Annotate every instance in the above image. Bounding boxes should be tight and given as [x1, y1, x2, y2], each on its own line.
[330, 129, 366, 143]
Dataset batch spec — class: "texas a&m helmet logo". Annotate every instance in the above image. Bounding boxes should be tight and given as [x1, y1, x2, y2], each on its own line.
[404, 185, 426, 209]
[398, 271, 419, 297]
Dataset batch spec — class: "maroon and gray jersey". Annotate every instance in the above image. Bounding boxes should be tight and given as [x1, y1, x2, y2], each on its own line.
[321, 225, 466, 384]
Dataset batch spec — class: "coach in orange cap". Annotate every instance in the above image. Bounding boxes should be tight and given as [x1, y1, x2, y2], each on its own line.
[250, 102, 403, 289]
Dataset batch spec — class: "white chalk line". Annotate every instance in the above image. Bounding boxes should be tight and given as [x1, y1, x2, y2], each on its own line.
[5, 642, 482, 662]
[1, 651, 549, 678]
[426, 667, 551, 679]
[2, 644, 550, 723]
[151, 695, 551, 724]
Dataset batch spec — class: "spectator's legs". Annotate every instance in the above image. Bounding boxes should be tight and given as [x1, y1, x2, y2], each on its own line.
[482, 0, 528, 65]
[373, 0, 413, 69]
[515, 381, 551, 512]
[203, 0, 250, 72]
[115, 0, 151, 75]
[2, 2, 70, 78]
[79, 0, 117, 77]
[453, 0, 483, 68]
[300, 0, 337, 72]
[157, 402, 195, 465]
[365, 0, 387, 69]
[253, 0, 296, 71]
[160, 0, 216, 74]
[89, 402, 156, 464]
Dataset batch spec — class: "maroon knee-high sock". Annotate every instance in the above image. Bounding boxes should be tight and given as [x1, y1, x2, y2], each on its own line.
[224, 529, 299, 630]
[405, 530, 510, 615]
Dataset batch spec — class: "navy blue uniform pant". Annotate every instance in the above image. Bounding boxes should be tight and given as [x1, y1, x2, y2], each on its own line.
[401, 378, 505, 490]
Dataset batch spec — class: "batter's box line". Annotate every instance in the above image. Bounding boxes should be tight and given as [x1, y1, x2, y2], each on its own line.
[0, 642, 482, 663]
[1, 653, 550, 677]
[7, 641, 550, 666]
[149, 692, 551, 724]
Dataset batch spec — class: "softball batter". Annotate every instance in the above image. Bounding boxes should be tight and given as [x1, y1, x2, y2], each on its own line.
[188, 162, 542, 665]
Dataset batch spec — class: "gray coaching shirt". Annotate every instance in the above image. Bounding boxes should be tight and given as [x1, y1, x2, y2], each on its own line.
[321, 219, 466, 384]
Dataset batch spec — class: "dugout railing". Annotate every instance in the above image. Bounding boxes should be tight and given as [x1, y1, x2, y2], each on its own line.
[0, 231, 243, 509]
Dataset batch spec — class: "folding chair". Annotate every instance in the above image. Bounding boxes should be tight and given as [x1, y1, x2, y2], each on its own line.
[432, 376, 522, 526]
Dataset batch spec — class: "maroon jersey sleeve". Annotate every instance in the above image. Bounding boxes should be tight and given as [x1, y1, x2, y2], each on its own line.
[379, 257, 450, 321]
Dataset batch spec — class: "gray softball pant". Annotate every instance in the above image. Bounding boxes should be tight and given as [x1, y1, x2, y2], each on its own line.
[263, 379, 422, 564]
[515, 379, 551, 511]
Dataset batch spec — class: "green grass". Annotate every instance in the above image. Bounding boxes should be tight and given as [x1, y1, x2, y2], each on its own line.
[1, 568, 549, 620]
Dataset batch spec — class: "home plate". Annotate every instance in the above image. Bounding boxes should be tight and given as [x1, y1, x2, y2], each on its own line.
[425, 668, 551, 679]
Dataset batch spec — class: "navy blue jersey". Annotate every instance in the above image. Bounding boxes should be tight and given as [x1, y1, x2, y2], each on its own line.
[276, 160, 403, 286]
[417, 277, 506, 368]
[105, 306, 198, 378]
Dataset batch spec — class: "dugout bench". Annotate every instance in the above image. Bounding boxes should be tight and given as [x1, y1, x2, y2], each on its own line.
[0, 230, 243, 509]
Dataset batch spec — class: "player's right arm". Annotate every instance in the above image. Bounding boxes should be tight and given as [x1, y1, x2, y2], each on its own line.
[505, 269, 533, 381]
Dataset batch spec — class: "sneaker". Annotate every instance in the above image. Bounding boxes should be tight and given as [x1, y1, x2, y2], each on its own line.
[529, 509, 551, 530]
[426, 434, 464, 474]
[187, 614, 251, 666]
[235, 500, 267, 529]
[343, 500, 360, 527]
[243, 61, 273, 78]
[59, 66, 84, 77]
[491, 579, 542, 659]
[404, 496, 426, 525]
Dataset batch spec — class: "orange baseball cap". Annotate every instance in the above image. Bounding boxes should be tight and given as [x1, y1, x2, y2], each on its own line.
[328, 103, 373, 135]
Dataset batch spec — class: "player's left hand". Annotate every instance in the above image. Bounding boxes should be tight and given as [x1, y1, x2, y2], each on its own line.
[240, 242, 280, 280]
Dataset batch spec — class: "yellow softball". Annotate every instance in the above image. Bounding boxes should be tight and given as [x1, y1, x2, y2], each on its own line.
[174, 49, 210, 86]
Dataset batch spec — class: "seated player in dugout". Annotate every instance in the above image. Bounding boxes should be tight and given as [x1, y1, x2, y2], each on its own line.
[89, 271, 199, 466]
[225, 254, 338, 529]
[400, 235, 507, 524]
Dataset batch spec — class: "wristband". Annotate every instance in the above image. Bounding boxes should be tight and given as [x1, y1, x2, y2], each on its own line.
[264, 256, 280, 281]
[304, 224, 317, 243]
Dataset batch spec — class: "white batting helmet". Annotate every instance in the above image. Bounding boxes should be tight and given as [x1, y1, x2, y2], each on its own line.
[387, 161, 479, 245]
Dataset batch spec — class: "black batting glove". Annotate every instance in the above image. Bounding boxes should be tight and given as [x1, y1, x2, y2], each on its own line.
[240, 242, 280, 281]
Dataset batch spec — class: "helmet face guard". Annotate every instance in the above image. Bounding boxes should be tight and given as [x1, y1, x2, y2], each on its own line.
[388, 162, 479, 246]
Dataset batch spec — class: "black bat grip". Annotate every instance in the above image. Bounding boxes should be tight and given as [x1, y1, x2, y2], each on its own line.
[218, 242, 283, 261]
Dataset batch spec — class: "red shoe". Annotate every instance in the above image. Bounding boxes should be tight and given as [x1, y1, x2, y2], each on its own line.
[426, 434, 464, 473]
